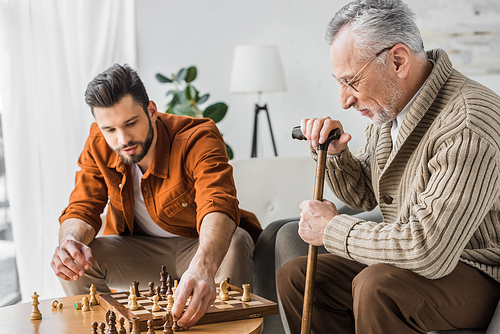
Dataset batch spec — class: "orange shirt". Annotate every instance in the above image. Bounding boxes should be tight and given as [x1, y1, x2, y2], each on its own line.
[59, 113, 261, 243]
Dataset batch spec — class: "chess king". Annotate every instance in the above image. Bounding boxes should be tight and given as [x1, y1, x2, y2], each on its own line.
[50, 64, 261, 329]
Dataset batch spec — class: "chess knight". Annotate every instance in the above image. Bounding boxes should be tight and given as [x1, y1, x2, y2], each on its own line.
[50, 64, 262, 329]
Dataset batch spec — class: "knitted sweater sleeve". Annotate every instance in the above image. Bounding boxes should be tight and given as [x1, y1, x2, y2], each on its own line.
[323, 128, 500, 279]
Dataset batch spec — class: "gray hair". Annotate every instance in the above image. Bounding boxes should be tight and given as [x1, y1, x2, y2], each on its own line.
[325, 0, 425, 61]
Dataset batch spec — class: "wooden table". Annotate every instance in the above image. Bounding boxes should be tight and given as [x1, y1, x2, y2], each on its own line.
[0, 294, 263, 333]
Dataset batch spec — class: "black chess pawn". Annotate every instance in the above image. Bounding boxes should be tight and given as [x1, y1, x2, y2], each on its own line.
[224, 277, 231, 291]
[155, 286, 163, 301]
[91, 322, 98, 334]
[117, 317, 126, 334]
[147, 281, 155, 297]
[172, 320, 181, 332]
[99, 322, 106, 334]
[147, 319, 155, 334]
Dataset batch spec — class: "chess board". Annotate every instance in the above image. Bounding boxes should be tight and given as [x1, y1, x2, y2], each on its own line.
[98, 284, 277, 331]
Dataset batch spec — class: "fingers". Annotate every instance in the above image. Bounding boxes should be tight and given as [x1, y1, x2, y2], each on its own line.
[300, 117, 344, 146]
[173, 274, 216, 330]
[50, 240, 93, 281]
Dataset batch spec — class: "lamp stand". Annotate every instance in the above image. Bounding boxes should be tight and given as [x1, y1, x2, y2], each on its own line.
[251, 103, 278, 158]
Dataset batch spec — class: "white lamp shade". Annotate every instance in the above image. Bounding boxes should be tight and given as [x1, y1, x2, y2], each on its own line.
[229, 45, 286, 93]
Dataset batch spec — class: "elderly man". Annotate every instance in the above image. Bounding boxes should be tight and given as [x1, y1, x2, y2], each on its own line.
[277, 0, 500, 333]
[50, 64, 261, 330]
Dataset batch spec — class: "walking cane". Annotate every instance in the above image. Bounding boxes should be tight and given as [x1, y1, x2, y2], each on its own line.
[291, 125, 341, 334]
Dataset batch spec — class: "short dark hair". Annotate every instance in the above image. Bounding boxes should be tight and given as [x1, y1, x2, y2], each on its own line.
[84, 63, 149, 116]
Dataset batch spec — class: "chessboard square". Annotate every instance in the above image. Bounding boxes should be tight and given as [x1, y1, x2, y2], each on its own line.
[214, 304, 234, 309]
[114, 293, 128, 298]
[131, 310, 150, 315]
[117, 298, 129, 304]
[152, 311, 167, 317]
[246, 301, 264, 306]
[158, 301, 169, 306]
[225, 300, 241, 305]
[228, 291, 239, 295]
[137, 297, 149, 301]
[142, 305, 153, 310]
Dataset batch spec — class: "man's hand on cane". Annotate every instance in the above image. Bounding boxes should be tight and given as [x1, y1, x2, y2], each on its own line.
[298, 199, 339, 246]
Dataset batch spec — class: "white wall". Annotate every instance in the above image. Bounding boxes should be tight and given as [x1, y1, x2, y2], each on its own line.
[136, 0, 500, 161]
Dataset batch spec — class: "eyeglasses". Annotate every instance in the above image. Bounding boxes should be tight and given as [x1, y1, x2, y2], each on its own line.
[332, 45, 395, 92]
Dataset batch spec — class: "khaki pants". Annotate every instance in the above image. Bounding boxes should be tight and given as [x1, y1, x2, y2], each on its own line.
[277, 254, 500, 334]
[61, 227, 254, 295]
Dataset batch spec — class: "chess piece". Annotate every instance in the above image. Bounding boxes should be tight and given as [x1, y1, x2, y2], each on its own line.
[130, 318, 141, 334]
[128, 285, 135, 307]
[51, 300, 59, 308]
[166, 274, 173, 295]
[129, 293, 139, 311]
[74, 301, 82, 310]
[163, 311, 173, 334]
[147, 319, 155, 334]
[90, 283, 99, 306]
[57, 302, 63, 309]
[147, 281, 155, 297]
[224, 277, 231, 291]
[91, 322, 99, 334]
[30, 292, 42, 320]
[152, 294, 161, 312]
[82, 296, 91, 312]
[172, 320, 181, 332]
[219, 280, 229, 301]
[155, 286, 163, 301]
[166, 294, 174, 312]
[107, 310, 118, 334]
[117, 317, 126, 334]
[172, 280, 178, 295]
[160, 266, 168, 294]
[242, 283, 251, 302]
[98, 322, 106, 334]
[132, 280, 140, 297]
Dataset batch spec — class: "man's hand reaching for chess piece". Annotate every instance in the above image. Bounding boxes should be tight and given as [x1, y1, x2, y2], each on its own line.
[50, 218, 95, 281]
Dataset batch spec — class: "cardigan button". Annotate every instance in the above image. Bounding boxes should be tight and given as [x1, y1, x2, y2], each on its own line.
[383, 195, 393, 204]
[181, 202, 188, 208]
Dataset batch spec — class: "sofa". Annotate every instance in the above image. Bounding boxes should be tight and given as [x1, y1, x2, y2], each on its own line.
[231, 156, 500, 334]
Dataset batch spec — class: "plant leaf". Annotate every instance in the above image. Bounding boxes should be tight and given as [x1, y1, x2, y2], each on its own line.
[156, 73, 172, 83]
[176, 68, 187, 82]
[225, 143, 234, 160]
[203, 102, 228, 123]
[185, 66, 197, 83]
[185, 85, 198, 101]
[198, 93, 210, 104]
[166, 89, 176, 97]
[172, 104, 196, 117]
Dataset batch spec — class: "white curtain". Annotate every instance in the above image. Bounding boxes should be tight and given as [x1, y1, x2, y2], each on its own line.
[0, 0, 136, 301]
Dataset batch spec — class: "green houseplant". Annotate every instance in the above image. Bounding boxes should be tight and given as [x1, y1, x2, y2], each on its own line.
[156, 66, 233, 159]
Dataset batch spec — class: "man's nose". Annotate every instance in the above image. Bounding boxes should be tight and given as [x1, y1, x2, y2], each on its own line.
[339, 87, 357, 110]
[117, 129, 132, 146]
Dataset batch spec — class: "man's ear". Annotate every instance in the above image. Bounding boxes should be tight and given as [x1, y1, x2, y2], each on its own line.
[148, 101, 158, 122]
[389, 44, 411, 79]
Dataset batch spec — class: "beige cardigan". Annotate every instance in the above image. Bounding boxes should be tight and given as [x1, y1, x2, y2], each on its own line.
[322, 49, 500, 282]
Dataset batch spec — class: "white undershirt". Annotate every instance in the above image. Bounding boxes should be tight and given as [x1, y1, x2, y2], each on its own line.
[130, 164, 179, 238]
[391, 59, 434, 148]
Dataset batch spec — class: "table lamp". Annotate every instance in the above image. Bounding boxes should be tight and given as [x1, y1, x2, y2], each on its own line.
[229, 45, 286, 157]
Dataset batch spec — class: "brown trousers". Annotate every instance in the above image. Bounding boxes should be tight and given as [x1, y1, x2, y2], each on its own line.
[60, 227, 254, 295]
[277, 254, 500, 334]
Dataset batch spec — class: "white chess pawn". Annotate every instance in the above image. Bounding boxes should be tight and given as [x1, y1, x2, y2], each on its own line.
[129, 293, 139, 311]
[82, 296, 91, 312]
[152, 294, 161, 312]
[90, 283, 98, 306]
[166, 294, 174, 311]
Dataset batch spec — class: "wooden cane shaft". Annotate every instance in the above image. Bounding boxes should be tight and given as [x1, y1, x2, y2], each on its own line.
[300, 149, 328, 334]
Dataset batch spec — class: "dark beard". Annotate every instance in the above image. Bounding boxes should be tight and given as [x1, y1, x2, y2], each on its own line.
[114, 120, 154, 165]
